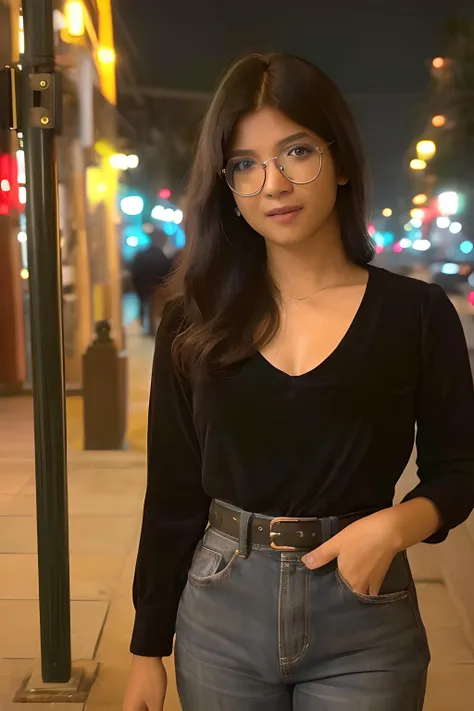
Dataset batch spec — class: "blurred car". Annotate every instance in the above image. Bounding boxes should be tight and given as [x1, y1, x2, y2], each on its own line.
[429, 261, 474, 296]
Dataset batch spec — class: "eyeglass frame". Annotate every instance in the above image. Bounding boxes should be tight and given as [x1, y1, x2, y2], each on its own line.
[222, 141, 335, 198]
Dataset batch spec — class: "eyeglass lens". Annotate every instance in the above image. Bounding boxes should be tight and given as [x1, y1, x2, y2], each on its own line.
[226, 144, 323, 196]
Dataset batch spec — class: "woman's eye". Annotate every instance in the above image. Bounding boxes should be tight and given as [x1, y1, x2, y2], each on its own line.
[288, 145, 314, 158]
[235, 159, 256, 172]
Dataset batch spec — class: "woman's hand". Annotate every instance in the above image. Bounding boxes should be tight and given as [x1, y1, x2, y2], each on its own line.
[301, 509, 401, 595]
[123, 656, 167, 711]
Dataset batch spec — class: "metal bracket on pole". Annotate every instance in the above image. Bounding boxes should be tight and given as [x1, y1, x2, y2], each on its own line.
[0, 65, 62, 133]
[26, 71, 62, 131]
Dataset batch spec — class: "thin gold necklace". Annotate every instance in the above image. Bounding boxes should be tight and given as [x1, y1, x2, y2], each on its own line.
[287, 283, 340, 302]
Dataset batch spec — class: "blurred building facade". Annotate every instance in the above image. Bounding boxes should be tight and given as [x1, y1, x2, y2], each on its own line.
[0, 0, 123, 394]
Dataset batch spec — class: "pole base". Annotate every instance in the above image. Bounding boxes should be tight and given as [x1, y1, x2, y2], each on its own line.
[13, 660, 99, 703]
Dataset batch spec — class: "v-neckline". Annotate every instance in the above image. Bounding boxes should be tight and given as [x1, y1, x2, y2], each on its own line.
[256, 265, 375, 379]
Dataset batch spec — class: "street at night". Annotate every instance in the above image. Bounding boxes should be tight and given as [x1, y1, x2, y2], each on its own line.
[1, 1, 474, 710]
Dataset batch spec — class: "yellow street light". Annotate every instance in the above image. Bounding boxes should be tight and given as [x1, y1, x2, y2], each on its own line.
[410, 208, 425, 220]
[413, 194, 428, 205]
[97, 46, 116, 65]
[382, 208, 392, 217]
[109, 153, 128, 170]
[410, 159, 426, 171]
[65, 1, 85, 37]
[416, 140, 436, 161]
[432, 57, 445, 69]
[432, 115, 446, 128]
[20, 268, 29, 280]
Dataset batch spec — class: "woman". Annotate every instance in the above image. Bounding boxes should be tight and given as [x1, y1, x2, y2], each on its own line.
[123, 53, 474, 711]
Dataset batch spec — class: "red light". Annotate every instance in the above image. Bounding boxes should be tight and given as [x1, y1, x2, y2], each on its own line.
[468, 292, 474, 307]
[0, 154, 22, 214]
[392, 242, 403, 253]
[375, 245, 384, 254]
[367, 223, 375, 237]
[159, 188, 172, 200]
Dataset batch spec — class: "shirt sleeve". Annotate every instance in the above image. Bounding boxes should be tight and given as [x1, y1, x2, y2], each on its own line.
[402, 284, 474, 543]
[130, 302, 211, 657]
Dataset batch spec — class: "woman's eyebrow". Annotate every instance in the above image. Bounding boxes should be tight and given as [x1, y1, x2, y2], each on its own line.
[228, 132, 312, 159]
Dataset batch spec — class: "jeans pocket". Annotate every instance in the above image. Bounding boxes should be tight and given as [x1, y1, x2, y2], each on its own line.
[335, 551, 411, 604]
[188, 530, 239, 588]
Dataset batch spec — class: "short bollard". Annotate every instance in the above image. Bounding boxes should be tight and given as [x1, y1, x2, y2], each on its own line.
[83, 321, 128, 450]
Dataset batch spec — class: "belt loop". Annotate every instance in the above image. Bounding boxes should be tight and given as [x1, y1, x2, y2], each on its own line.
[320, 517, 331, 543]
[320, 516, 340, 543]
[329, 516, 340, 538]
[237, 511, 254, 558]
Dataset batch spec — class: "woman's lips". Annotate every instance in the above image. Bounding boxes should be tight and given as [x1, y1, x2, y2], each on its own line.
[266, 206, 303, 223]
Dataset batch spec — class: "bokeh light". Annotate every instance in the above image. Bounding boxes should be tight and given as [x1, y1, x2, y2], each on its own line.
[413, 194, 428, 205]
[120, 195, 144, 216]
[432, 115, 446, 128]
[410, 159, 426, 171]
[460, 241, 473, 255]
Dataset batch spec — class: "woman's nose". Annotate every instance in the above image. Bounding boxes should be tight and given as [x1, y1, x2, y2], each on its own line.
[263, 159, 294, 198]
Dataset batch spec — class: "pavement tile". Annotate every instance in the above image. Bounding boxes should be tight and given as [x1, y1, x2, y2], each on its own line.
[68, 516, 140, 555]
[417, 582, 469, 629]
[0, 494, 35, 516]
[3, 704, 84, 711]
[426, 625, 474, 664]
[0, 494, 15, 511]
[0, 515, 139, 555]
[425, 664, 474, 711]
[0, 516, 37, 553]
[0, 474, 32, 496]
[0, 600, 108, 659]
[408, 544, 443, 582]
[0, 554, 126, 601]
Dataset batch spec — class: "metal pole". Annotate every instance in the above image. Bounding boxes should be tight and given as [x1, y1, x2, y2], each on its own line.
[22, 0, 71, 683]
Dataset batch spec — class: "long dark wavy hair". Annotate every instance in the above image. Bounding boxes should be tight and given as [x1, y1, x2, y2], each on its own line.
[169, 53, 374, 376]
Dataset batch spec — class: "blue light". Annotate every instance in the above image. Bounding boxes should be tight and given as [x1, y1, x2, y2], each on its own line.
[460, 240, 473, 254]
[442, 263, 460, 275]
[175, 227, 185, 249]
[163, 222, 178, 236]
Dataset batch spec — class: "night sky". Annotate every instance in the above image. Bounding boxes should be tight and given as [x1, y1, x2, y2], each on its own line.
[114, 0, 473, 211]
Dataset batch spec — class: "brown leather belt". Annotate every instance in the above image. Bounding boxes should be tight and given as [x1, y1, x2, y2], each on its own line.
[209, 499, 380, 552]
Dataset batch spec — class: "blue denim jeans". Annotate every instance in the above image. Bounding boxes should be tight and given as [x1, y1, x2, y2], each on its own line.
[175, 510, 430, 710]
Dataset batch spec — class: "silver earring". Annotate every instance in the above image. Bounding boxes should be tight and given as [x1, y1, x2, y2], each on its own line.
[234, 207, 241, 217]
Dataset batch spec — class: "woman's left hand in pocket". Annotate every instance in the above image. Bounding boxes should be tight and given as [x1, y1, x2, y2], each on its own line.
[301, 509, 401, 596]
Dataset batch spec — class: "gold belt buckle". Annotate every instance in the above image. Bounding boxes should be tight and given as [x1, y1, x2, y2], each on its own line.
[269, 517, 302, 551]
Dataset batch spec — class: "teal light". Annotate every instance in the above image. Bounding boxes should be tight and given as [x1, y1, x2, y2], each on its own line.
[373, 232, 385, 247]
[460, 240, 473, 255]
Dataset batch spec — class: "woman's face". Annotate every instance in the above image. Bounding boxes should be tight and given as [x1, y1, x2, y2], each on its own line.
[227, 107, 346, 248]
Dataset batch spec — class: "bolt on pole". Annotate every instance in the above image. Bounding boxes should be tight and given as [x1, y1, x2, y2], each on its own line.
[22, 0, 71, 683]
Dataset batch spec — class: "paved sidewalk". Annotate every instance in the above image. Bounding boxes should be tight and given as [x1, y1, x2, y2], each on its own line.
[0, 321, 473, 710]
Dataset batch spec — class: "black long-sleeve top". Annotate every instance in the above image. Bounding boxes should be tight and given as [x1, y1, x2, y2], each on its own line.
[130, 264, 474, 657]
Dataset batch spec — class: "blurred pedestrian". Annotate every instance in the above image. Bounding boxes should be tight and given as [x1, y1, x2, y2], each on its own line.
[124, 54, 474, 711]
[129, 229, 171, 336]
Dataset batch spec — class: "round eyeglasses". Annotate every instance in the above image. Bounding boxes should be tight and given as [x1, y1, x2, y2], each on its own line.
[222, 142, 334, 197]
